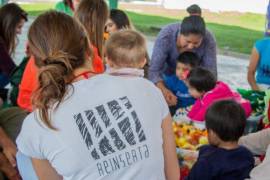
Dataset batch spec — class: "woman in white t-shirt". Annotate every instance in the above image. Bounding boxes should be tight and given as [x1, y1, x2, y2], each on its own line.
[16, 11, 180, 180]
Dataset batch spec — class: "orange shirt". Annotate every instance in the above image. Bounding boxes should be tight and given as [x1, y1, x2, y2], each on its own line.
[17, 46, 104, 112]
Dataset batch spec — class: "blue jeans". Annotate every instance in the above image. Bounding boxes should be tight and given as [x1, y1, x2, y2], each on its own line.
[16, 151, 38, 180]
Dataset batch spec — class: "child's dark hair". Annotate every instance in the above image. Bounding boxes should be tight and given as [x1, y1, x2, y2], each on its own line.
[187, 67, 216, 92]
[206, 100, 246, 141]
[177, 52, 200, 68]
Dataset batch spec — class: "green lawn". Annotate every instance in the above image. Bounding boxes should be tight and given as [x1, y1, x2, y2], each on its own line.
[21, 3, 264, 54]
[20, 3, 55, 16]
[127, 11, 264, 54]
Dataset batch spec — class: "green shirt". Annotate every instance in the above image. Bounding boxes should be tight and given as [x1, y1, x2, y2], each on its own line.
[55, 1, 73, 16]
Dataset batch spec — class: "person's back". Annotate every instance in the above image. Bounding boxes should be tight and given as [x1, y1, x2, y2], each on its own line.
[186, 100, 254, 180]
[16, 13, 179, 180]
[186, 145, 254, 180]
[18, 74, 168, 179]
[254, 38, 270, 85]
[186, 68, 252, 122]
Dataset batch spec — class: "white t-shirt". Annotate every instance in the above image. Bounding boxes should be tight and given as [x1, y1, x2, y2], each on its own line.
[16, 74, 169, 180]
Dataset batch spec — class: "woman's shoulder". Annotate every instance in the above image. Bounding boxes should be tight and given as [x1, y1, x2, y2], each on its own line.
[158, 23, 179, 39]
[254, 38, 270, 50]
[202, 29, 216, 46]
[20, 111, 46, 132]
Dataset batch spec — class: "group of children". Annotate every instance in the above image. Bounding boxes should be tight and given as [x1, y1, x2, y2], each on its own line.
[164, 51, 256, 179]
[0, 1, 266, 180]
[165, 51, 251, 122]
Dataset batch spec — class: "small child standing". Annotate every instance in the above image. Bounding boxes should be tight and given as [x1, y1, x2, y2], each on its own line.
[164, 52, 199, 113]
[186, 100, 255, 180]
[186, 67, 252, 124]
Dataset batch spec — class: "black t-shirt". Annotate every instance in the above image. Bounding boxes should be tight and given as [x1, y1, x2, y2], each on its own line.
[186, 145, 255, 180]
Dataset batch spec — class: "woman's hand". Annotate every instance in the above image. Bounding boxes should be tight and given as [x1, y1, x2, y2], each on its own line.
[0, 152, 21, 180]
[2, 138, 17, 167]
[0, 127, 17, 167]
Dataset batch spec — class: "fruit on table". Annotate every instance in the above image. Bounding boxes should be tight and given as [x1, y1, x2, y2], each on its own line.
[199, 136, 208, 145]
[173, 121, 208, 150]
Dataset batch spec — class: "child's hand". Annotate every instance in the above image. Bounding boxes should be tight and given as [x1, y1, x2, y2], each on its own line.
[163, 88, 177, 106]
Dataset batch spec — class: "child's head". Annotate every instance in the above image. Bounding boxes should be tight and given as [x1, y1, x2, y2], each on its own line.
[176, 52, 199, 80]
[205, 100, 246, 146]
[187, 67, 216, 98]
[105, 30, 147, 68]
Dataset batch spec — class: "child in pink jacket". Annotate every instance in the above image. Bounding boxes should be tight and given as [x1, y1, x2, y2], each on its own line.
[187, 67, 252, 122]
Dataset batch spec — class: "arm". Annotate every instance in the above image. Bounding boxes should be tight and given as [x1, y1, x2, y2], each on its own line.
[201, 32, 217, 77]
[239, 128, 270, 155]
[162, 114, 180, 180]
[0, 127, 17, 167]
[32, 158, 62, 180]
[247, 48, 260, 91]
[149, 27, 178, 106]
[148, 29, 170, 84]
[157, 81, 177, 106]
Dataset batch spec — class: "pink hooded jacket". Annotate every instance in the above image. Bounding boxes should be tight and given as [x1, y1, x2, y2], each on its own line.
[188, 81, 252, 122]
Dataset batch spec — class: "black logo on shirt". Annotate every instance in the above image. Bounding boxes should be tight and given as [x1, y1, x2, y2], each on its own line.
[73, 96, 149, 176]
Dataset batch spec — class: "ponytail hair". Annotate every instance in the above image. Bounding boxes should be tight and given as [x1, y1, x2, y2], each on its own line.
[28, 11, 92, 129]
[75, 0, 109, 56]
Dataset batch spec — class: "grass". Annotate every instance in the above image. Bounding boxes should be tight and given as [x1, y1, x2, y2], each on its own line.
[20, 3, 264, 54]
[127, 11, 264, 54]
[20, 3, 55, 16]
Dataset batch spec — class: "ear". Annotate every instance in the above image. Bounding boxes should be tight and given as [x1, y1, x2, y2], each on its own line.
[139, 57, 147, 68]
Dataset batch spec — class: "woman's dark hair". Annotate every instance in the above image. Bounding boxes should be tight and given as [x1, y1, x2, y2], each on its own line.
[110, 9, 131, 30]
[177, 52, 200, 68]
[0, 3, 28, 55]
[187, 67, 216, 92]
[206, 100, 246, 141]
[180, 16, 205, 36]
[75, 0, 109, 56]
[186, 4, 202, 16]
